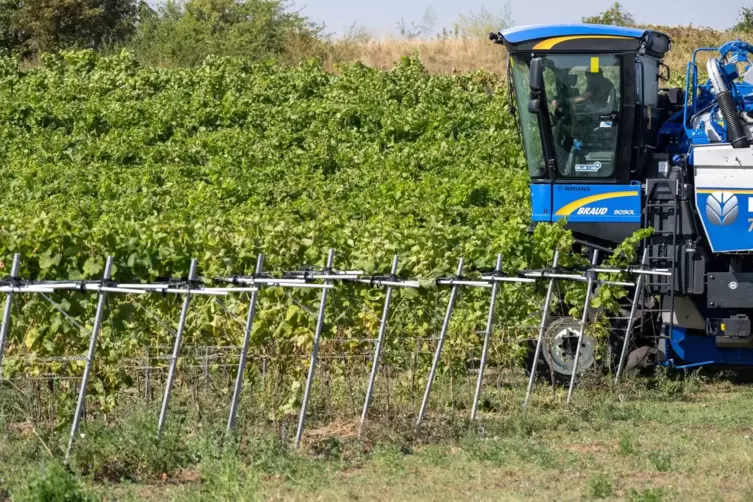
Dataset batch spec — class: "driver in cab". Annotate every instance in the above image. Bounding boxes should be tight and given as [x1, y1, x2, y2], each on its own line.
[552, 67, 614, 111]
[549, 64, 615, 176]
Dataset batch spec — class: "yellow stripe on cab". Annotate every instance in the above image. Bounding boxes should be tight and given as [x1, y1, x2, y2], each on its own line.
[532, 35, 632, 50]
[555, 191, 638, 217]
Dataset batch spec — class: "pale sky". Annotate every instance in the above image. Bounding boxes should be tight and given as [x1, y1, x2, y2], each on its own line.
[296, 0, 746, 36]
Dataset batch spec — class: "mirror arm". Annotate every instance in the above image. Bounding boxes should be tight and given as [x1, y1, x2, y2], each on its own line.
[659, 62, 671, 82]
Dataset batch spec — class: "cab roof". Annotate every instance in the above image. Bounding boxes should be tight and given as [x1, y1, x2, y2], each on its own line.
[496, 24, 670, 58]
[500, 24, 647, 44]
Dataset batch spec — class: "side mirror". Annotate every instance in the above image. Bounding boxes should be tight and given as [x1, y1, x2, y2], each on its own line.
[529, 57, 544, 92]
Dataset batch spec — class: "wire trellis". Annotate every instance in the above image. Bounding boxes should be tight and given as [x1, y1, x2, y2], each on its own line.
[0, 247, 672, 463]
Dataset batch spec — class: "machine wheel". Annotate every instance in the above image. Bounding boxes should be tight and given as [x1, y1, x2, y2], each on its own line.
[526, 317, 598, 383]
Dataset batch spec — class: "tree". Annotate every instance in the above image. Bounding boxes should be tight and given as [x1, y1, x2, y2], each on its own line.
[735, 7, 753, 31]
[8, 0, 140, 55]
[129, 0, 323, 66]
[396, 7, 438, 39]
[455, 2, 514, 38]
[0, 0, 21, 51]
[582, 2, 635, 26]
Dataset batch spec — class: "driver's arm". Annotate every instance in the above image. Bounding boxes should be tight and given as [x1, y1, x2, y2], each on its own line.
[573, 90, 593, 104]
[554, 89, 593, 108]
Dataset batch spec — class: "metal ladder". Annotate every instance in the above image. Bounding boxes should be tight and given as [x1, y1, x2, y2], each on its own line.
[643, 178, 680, 363]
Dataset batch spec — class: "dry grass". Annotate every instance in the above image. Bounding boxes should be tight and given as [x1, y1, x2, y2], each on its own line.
[311, 26, 753, 77]
[323, 37, 507, 74]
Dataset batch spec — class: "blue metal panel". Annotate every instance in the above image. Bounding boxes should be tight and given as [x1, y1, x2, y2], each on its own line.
[551, 184, 641, 223]
[530, 184, 552, 222]
[500, 24, 646, 44]
[695, 189, 753, 253]
[670, 327, 753, 366]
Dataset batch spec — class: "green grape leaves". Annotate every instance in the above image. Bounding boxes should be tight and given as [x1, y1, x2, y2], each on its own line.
[0, 50, 591, 409]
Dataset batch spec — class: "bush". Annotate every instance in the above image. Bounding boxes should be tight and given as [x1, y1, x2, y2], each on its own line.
[586, 473, 614, 499]
[14, 460, 95, 502]
[735, 7, 753, 31]
[70, 406, 189, 481]
[454, 3, 515, 38]
[1, 0, 139, 56]
[129, 0, 324, 67]
[630, 487, 668, 502]
[582, 2, 635, 26]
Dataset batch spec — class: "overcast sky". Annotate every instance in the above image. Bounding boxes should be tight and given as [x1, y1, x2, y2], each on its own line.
[296, 0, 746, 36]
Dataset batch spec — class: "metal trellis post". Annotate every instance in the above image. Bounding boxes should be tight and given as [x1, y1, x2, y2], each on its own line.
[157, 258, 198, 437]
[615, 248, 650, 384]
[471, 254, 502, 420]
[359, 254, 399, 434]
[226, 253, 264, 432]
[416, 257, 464, 427]
[0, 253, 21, 378]
[65, 256, 114, 463]
[566, 250, 600, 405]
[294, 248, 335, 449]
[523, 250, 560, 413]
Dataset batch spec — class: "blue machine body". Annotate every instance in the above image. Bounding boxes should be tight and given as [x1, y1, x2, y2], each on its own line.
[499, 24, 753, 371]
[668, 327, 753, 369]
[530, 183, 642, 223]
[694, 189, 753, 253]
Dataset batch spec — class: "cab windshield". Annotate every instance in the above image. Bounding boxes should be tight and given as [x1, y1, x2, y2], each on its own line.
[511, 54, 621, 179]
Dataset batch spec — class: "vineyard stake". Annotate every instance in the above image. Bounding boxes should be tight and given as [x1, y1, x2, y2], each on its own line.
[523, 251, 560, 413]
[157, 258, 198, 437]
[65, 256, 114, 463]
[0, 253, 20, 378]
[227, 253, 264, 433]
[615, 248, 650, 385]
[471, 254, 502, 420]
[566, 250, 600, 405]
[359, 254, 399, 435]
[145, 348, 151, 402]
[416, 257, 464, 427]
[294, 248, 335, 449]
[203, 347, 209, 391]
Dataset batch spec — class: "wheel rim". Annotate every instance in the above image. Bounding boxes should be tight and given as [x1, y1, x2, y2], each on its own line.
[543, 318, 596, 377]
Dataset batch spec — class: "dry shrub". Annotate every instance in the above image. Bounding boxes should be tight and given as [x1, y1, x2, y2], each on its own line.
[308, 26, 753, 77]
[322, 37, 507, 74]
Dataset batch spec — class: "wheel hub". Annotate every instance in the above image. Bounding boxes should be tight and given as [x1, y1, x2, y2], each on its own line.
[543, 318, 596, 377]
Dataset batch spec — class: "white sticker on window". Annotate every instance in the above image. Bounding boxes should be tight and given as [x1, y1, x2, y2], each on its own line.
[575, 161, 602, 172]
[658, 161, 668, 174]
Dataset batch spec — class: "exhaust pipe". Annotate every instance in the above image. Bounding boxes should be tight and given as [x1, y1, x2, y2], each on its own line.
[707, 58, 750, 149]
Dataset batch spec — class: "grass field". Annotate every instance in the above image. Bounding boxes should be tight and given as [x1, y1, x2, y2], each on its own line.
[3, 370, 753, 501]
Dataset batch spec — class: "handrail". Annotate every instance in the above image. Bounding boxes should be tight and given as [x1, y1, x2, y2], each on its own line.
[686, 47, 719, 128]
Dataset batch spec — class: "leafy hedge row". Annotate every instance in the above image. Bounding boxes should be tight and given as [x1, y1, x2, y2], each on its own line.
[0, 50, 572, 409]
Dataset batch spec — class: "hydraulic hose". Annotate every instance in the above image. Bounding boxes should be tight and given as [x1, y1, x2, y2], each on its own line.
[707, 58, 750, 149]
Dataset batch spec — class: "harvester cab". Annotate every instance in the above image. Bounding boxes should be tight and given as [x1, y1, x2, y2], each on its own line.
[493, 25, 675, 243]
[491, 24, 753, 373]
